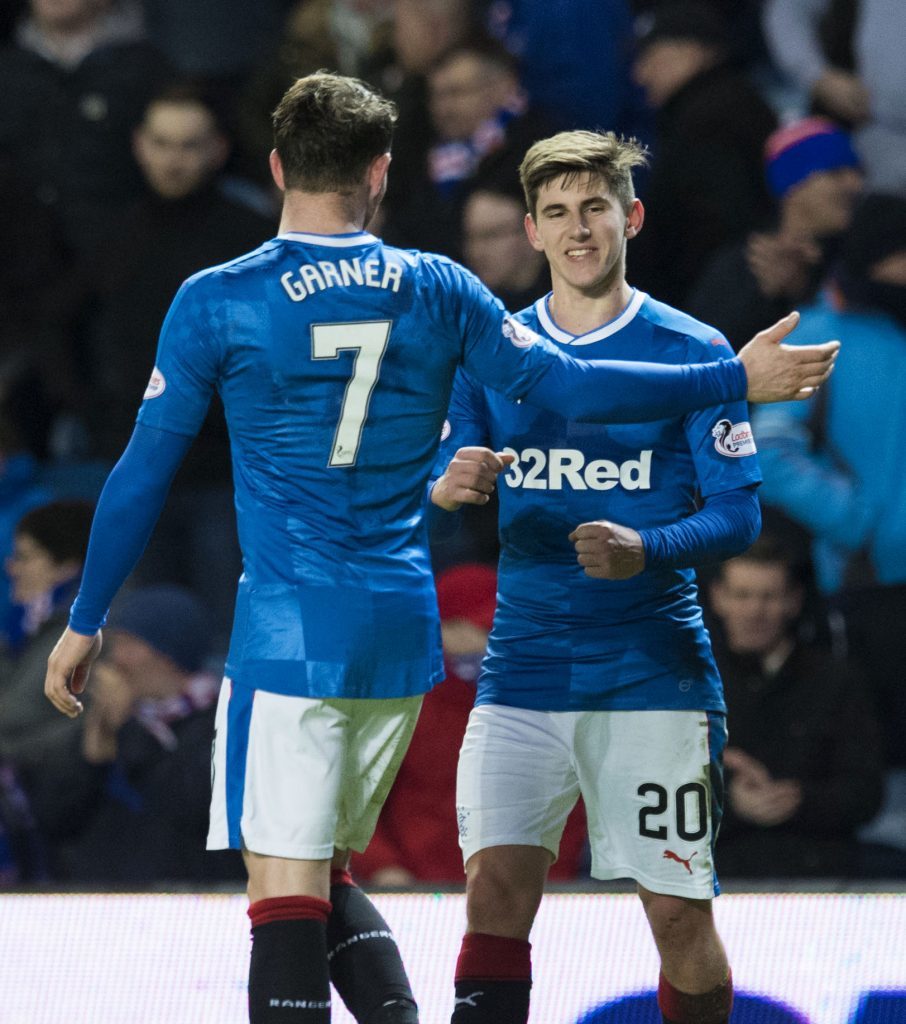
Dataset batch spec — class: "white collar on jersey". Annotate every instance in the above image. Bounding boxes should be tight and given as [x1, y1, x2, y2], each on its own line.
[535, 288, 647, 345]
[278, 230, 378, 247]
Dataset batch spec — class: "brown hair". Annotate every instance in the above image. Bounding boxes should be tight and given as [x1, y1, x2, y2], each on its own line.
[519, 130, 648, 218]
[272, 71, 397, 193]
[16, 500, 94, 565]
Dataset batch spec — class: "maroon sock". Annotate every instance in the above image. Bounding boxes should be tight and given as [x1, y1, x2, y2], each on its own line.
[451, 932, 532, 1023]
[248, 895, 332, 1022]
[657, 970, 733, 1024]
[330, 867, 356, 888]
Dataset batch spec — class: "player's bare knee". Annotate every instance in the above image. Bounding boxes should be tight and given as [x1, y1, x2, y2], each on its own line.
[639, 890, 713, 952]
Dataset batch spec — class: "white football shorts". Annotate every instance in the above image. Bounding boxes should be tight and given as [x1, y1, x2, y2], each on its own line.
[456, 704, 726, 899]
[207, 678, 422, 860]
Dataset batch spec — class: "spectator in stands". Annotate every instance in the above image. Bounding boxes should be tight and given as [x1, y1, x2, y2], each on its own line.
[629, 1, 777, 306]
[763, 0, 906, 196]
[485, 0, 648, 136]
[688, 117, 864, 350]
[708, 535, 902, 878]
[462, 181, 550, 313]
[0, 157, 76, 410]
[383, 34, 553, 261]
[752, 193, 906, 770]
[0, 393, 52, 652]
[141, 0, 288, 89]
[352, 564, 587, 884]
[78, 82, 276, 639]
[238, 0, 392, 186]
[0, 500, 93, 775]
[0, 0, 171, 255]
[23, 585, 242, 883]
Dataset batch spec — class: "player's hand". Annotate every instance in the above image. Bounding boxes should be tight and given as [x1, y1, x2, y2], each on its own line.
[569, 520, 645, 580]
[738, 312, 839, 403]
[430, 446, 515, 511]
[45, 627, 103, 718]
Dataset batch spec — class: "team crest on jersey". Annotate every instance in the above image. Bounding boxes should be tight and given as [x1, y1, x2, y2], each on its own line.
[711, 419, 756, 457]
[143, 367, 166, 400]
[441, 419, 452, 441]
[502, 318, 539, 348]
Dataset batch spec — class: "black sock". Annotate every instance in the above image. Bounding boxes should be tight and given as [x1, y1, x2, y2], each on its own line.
[248, 896, 332, 1023]
[452, 979, 531, 1023]
[328, 871, 418, 1023]
[451, 933, 531, 1024]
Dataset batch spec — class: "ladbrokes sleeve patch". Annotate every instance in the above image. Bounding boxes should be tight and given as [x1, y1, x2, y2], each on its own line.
[143, 367, 166, 400]
[502, 317, 540, 349]
[711, 419, 756, 457]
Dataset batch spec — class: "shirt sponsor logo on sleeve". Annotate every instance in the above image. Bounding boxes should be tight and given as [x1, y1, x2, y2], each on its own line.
[143, 367, 166, 400]
[502, 318, 540, 348]
[711, 419, 756, 457]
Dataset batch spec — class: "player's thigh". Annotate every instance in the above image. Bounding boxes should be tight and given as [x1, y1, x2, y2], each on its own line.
[334, 695, 423, 853]
[456, 704, 581, 866]
[576, 709, 725, 899]
[208, 680, 352, 860]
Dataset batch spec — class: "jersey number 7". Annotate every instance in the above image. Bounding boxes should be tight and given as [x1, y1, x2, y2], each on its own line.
[312, 320, 392, 467]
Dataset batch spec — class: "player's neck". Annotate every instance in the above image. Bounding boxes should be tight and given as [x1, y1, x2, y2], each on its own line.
[547, 277, 633, 336]
[279, 190, 369, 237]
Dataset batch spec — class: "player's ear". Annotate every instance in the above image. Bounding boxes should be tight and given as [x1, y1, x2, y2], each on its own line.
[625, 198, 644, 239]
[524, 213, 544, 252]
[368, 152, 392, 199]
[269, 149, 285, 191]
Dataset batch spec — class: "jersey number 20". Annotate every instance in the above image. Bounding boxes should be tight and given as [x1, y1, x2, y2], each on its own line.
[312, 320, 391, 467]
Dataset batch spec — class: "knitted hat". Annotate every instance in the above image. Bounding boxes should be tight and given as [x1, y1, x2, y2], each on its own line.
[435, 563, 497, 633]
[764, 117, 860, 198]
[108, 585, 214, 673]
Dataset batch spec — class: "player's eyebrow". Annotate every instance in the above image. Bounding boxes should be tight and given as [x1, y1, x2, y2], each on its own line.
[538, 195, 612, 217]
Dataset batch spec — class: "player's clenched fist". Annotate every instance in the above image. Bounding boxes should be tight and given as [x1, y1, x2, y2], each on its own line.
[430, 446, 515, 511]
[569, 520, 646, 580]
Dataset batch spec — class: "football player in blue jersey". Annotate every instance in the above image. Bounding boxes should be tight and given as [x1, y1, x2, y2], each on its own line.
[431, 131, 785, 1024]
[43, 73, 836, 1024]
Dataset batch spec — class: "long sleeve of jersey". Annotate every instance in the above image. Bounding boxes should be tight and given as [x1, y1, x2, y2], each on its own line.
[639, 486, 761, 569]
[69, 423, 193, 635]
[522, 348, 748, 423]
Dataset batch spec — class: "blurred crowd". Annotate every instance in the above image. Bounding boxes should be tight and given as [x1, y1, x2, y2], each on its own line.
[1, 0, 905, 886]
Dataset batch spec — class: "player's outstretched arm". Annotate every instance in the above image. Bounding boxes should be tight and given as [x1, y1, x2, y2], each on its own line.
[738, 311, 840, 403]
[45, 627, 102, 718]
[431, 447, 514, 512]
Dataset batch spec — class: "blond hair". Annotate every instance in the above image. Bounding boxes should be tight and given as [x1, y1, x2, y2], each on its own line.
[519, 131, 648, 218]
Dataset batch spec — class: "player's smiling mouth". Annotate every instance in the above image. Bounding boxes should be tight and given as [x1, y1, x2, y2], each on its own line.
[566, 247, 596, 258]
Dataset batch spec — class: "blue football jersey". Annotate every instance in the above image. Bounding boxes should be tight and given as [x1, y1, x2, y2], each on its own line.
[439, 290, 762, 712]
[136, 231, 569, 699]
